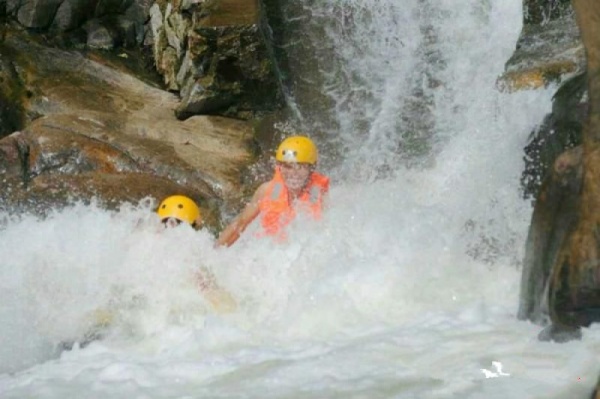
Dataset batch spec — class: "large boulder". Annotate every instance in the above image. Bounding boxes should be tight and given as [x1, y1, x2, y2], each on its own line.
[518, 0, 600, 342]
[518, 146, 582, 326]
[0, 27, 255, 228]
[521, 72, 587, 200]
[546, 0, 600, 332]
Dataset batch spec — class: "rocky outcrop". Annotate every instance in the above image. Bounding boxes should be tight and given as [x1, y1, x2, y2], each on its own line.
[1, 0, 284, 120]
[518, 146, 582, 326]
[545, 0, 600, 333]
[1, 0, 151, 49]
[499, 1, 584, 92]
[506, 1, 588, 202]
[0, 28, 255, 228]
[518, 0, 600, 342]
[0, 49, 27, 138]
[521, 72, 587, 200]
[146, 0, 283, 119]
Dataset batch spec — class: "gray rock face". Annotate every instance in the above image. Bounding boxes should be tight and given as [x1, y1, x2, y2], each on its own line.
[50, 0, 91, 31]
[5, 0, 152, 52]
[17, 0, 63, 28]
[523, 0, 573, 25]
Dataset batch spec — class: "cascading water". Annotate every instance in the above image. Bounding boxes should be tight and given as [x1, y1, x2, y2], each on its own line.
[1, 1, 599, 398]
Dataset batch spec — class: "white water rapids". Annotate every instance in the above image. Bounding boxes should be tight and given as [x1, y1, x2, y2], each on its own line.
[1, 0, 599, 398]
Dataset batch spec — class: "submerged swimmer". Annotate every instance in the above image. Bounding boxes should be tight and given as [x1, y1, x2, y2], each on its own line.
[74, 196, 235, 348]
[216, 135, 330, 247]
[156, 195, 236, 313]
[156, 194, 203, 230]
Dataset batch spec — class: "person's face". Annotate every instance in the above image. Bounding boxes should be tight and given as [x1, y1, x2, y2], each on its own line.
[161, 217, 202, 230]
[162, 217, 183, 229]
[279, 162, 312, 191]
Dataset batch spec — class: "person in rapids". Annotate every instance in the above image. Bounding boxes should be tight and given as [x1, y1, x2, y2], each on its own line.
[156, 194, 236, 312]
[69, 195, 232, 350]
[216, 135, 330, 247]
[156, 194, 203, 230]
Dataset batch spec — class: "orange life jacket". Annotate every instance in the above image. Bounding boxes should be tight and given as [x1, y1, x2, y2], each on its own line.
[259, 167, 330, 237]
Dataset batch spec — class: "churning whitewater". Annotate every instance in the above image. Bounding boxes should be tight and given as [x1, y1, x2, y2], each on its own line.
[1, 0, 600, 398]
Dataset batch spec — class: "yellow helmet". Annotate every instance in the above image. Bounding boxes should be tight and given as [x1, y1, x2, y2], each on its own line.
[275, 136, 318, 165]
[157, 195, 201, 226]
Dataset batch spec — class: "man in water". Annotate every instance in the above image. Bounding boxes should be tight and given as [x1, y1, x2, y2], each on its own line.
[216, 135, 330, 247]
[60, 195, 231, 351]
[156, 194, 236, 312]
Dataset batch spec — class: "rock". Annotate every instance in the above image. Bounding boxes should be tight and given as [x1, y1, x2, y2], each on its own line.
[0, 131, 30, 179]
[17, 0, 63, 29]
[0, 172, 222, 230]
[543, 0, 600, 332]
[517, 0, 600, 339]
[50, 0, 91, 32]
[6, 0, 151, 49]
[592, 376, 600, 399]
[537, 323, 582, 343]
[94, 0, 131, 17]
[0, 54, 27, 138]
[521, 72, 587, 200]
[0, 28, 255, 226]
[3, 0, 280, 117]
[147, 0, 283, 118]
[523, 0, 573, 25]
[83, 18, 118, 49]
[499, 7, 585, 92]
[518, 146, 583, 324]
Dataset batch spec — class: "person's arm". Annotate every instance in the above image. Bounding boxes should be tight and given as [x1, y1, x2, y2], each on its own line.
[216, 183, 268, 247]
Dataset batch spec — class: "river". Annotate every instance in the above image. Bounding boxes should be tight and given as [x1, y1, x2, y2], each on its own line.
[1, 0, 599, 398]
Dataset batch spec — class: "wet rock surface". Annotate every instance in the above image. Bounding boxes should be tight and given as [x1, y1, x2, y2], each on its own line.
[1, 0, 283, 120]
[500, 1, 584, 92]
[0, 28, 255, 228]
[518, 146, 582, 326]
[518, 0, 600, 343]
[521, 72, 587, 200]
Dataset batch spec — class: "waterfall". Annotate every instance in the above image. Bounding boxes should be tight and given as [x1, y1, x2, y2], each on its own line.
[267, 0, 551, 265]
[1, 1, 598, 398]
[267, 1, 538, 183]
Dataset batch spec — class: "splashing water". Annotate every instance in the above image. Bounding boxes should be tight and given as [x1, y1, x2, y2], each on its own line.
[1, 0, 600, 398]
